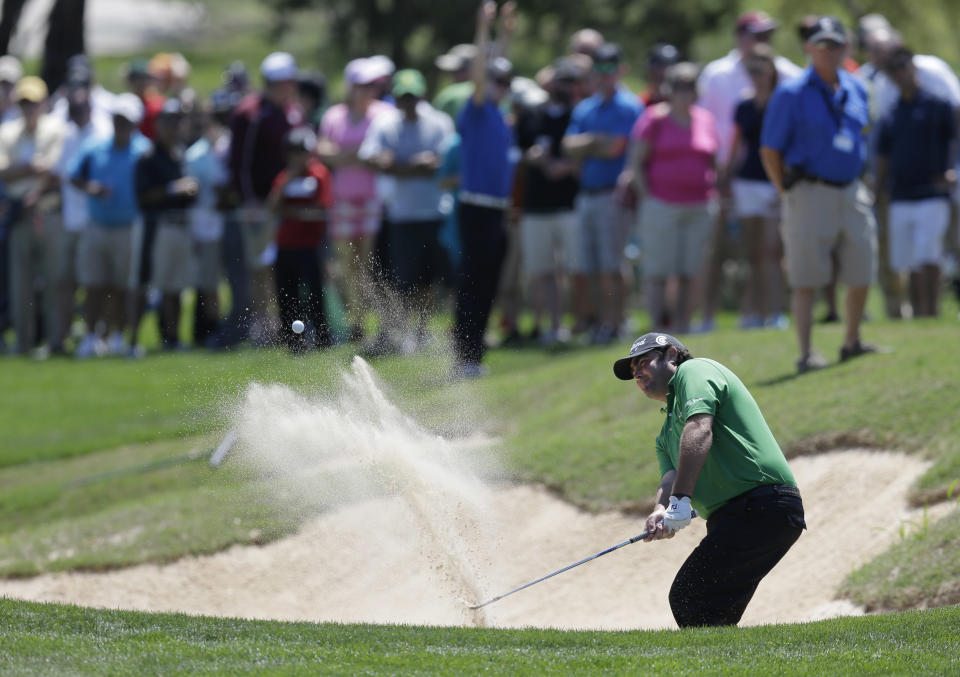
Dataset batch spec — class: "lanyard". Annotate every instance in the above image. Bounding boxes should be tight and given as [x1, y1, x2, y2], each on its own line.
[815, 81, 848, 130]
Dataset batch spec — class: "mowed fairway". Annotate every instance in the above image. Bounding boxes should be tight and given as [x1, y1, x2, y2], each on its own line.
[2, 307, 960, 672]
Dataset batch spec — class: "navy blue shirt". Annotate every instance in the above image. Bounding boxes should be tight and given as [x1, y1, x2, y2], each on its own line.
[876, 89, 955, 201]
[566, 88, 642, 190]
[761, 67, 870, 183]
[457, 98, 514, 199]
[734, 98, 769, 182]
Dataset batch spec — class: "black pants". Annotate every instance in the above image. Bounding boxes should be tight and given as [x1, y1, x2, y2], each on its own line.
[669, 484, 805, 628]
[453, 203, 507, 364]
[274, 247, 330, 351]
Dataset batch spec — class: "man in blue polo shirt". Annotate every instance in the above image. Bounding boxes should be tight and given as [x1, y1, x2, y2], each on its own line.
[876, 46, 956, 318]
[563, 43, 642, 345]
[452, 0, 516, 378]
[71, 93, 152, 358]
[760, 16, 878, 374]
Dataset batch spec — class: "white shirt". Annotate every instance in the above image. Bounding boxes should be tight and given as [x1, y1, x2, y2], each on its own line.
[698, 49, 803, 163]
[50, 84, 117, 132]
[865, 54, 960, 121]
[57, 116, 112, 232]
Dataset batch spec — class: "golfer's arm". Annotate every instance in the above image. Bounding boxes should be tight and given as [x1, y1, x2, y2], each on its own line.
[759, 146, 786, 193]
[654, 470, 677, 510]
[671, 414, 713, 497]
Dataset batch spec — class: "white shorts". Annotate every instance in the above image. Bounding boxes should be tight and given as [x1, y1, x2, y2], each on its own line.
[732, 179, 779, 220]
[519, 210, 578, 276]
[888, 198, 949, 272]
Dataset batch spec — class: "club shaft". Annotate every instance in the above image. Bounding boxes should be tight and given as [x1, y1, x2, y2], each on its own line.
[468, 531, 649, 609]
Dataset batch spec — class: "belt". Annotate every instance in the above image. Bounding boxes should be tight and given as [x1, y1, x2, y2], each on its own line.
[738, 483, 801, 500]
[798, 175, 851, 189]
[459, 191, 510, 210]
[580, 186, 615, 195]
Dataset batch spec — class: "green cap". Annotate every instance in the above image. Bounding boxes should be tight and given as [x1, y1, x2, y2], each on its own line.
[392, 68, 426, 98]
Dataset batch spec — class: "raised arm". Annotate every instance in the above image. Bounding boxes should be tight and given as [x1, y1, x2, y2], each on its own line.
[470, 1, 497, 106]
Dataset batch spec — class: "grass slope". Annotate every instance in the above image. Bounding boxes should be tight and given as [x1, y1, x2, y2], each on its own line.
[1, 599, 959, 676]
[1, 314, 959, 607]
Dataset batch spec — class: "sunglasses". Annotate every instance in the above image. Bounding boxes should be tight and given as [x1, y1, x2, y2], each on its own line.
[492, 78, 512, 88]
[593, 62, 618, 74]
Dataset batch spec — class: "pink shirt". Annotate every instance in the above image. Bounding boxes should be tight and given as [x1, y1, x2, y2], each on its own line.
[320, 100, 391, 201]
[631, 104, 718, 205]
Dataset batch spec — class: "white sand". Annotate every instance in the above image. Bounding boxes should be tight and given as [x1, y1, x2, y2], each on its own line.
[1, 449, 950, 630]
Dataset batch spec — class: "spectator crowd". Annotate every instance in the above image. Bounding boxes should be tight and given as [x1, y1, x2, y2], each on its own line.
[1, 5, 958, 375]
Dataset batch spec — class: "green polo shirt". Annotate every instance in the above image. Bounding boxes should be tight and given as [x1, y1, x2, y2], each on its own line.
[655, 358, 796, 519]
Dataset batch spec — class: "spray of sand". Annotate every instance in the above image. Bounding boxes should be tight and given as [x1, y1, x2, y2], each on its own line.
[229, 355, 496, 626]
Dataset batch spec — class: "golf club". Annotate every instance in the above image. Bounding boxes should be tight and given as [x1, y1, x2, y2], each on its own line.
[466, 510, 698, 610]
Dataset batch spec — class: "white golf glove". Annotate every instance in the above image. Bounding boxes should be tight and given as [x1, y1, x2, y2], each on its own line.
[663, 495, 693, 532]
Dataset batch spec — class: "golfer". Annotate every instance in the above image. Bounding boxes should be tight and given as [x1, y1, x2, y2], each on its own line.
[613, 333, 805, 627]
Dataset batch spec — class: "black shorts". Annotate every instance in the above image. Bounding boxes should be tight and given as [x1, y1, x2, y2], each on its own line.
[669, 483, 806, 628]
[387, 219, 447, 293]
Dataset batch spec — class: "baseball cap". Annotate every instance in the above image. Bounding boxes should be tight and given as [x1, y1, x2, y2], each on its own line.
[592, 42, 622, 65]
[647, 43, 681, 67]
[392, 68, 426, 98]
[487, 56, 514, 82]
[613, 333, 687, 380]
[0, 55, 23, 84]
[13, 76, 48, 103]
[736, 10, 779, 34]
[435, 44, 477, 72]
[344, 57, 380, 86]
[260, 52, 297, 82]
[552, 57, 583, 82]
[112, 92, 145, 124]
[806, 15, 848, 45]
[126, 57, 152, 80]
[367, 55, 396, 81]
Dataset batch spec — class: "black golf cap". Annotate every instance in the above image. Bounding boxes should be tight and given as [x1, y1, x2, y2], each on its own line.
[613, 333, 687, 380]
[806, 15, 848, 45]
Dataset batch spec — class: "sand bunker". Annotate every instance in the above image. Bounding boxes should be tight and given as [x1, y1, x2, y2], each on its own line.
[0, 450, 949, 630]
[2, 358, 952, 629]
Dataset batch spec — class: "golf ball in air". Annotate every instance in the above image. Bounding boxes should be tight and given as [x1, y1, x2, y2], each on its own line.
[292, 320, 305, 334]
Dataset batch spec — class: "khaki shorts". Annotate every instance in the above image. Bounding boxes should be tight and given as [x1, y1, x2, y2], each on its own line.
[780, 180, 877, 288]
[77, 223, 133, 288]
[52, 221, 82, 285]
[192, 239, 221, 292]
[151, 224, 192, 292]
[519, 210, 578, 276]
[572, 191, 627, 273]
[639, 196, 713, 279]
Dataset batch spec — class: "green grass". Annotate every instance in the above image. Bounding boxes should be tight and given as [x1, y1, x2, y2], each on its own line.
[1, 598, 959, 675]
[3, 309, 960, 610]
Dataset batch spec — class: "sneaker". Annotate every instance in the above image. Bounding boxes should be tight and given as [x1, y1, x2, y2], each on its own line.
[739, 314, 764, 330]
[107, 332, 127, 356]
[75, 334, 106, 359]
[796, 351, 829, 374]
[764, 313, 790, 330]
[450, 361, 489, 380]
[691, 318, 716, 334]
[819, 311, 840, 324]
[128, 344, 146, 360]
[361, 331, 399, 357]
[839, 340, 878, 362]
[590, 324, 617, 345]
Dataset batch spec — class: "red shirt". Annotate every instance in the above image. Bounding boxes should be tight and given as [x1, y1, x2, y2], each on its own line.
[139, 92, 166, 140]
[272, 159, 332, 249]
